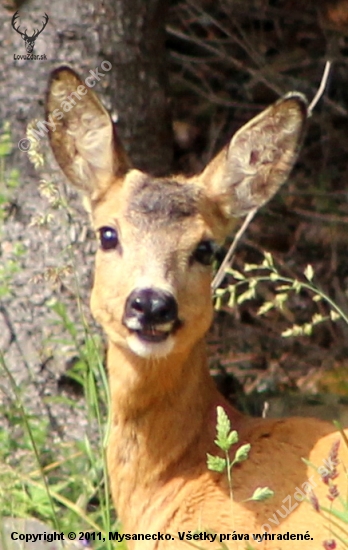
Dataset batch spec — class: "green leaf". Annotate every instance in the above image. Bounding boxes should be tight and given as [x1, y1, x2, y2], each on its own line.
[214, 407, 238, 452]
[225, 268, 245, 280]
[215, 297, 222, 310]
[262, 252, 274, 268]
[216, 406, 231, 439]
[227, 287, 236, 308]
[258, 301, 274, 316]
[330, 310, 340, 322]
[7, 168, 20, 188]
[233, 443, 250, 464]
[303, 323, 312, 336]
[227, 430, 239, 447]
[247, 486, 274, 502]
[243, 264, 260, 272]
[276, 285, 292, 291]
[0, 137, 12, 157]
[311, 313, 324, 325]
[282, 324, 304, 337]
[207, 454, 226, 473]
[274, 293, 288, 309]
[292, 280, 302, 293]
[215, 288, 226, 297]
[237, 288, 255, 304]
[304, 264, 314, 282]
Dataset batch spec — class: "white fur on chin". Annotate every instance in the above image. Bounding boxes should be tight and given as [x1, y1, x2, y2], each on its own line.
[126, 333, 175, 358]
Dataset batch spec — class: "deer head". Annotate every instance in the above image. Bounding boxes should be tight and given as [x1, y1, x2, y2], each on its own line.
[12, 11, 48, 54]
[46, 67, 307, 362]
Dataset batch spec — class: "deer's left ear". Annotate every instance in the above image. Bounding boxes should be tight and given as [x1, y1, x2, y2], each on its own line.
[46, 66, 130, 202]
[198, 93, 308, 222]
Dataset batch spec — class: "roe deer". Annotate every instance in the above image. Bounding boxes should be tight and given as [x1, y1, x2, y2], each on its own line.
[46, 67, 348, 549]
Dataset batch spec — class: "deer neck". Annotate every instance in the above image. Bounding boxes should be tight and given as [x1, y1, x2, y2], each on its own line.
[107, 338, 217, 444]
[106, 339, 241, 528]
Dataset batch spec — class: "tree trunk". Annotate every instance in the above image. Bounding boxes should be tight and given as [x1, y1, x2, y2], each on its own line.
[97, 0, 173, 176]
[0, 0, 173, 444]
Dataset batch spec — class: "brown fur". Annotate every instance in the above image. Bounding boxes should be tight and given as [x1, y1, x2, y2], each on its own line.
[126, 174, 199, 222]
[46, 67, 348, 549]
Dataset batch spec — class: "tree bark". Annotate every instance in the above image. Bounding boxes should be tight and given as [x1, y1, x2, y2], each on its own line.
[97, 0, 173, 176]
[0, 0, 173, 442]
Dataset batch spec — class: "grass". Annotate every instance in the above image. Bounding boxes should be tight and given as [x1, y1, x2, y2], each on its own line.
[0, 122, 120, 548]
[0, 297, 118, 548]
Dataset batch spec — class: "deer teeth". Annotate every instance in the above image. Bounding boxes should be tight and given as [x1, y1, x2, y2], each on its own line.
[125, 319, 175, 333]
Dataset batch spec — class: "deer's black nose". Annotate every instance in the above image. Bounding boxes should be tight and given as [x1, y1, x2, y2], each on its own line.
[124, 288, 178, 326]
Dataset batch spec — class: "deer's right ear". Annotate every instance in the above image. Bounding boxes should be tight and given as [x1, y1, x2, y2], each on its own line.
[198, 93, 308, 226]
[46, 67, 130, 201]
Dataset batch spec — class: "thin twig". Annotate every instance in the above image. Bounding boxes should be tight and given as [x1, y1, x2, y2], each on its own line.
[170, 71, 260, 110]
[212, 207, 258, 290]
[293, 207, 348, 225]
[166, 25, 284, 97]
[211, 62, 332, 292]
[308, 60, 332, 114]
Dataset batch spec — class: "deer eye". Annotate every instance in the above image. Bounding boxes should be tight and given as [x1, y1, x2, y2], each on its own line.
[192, 240, 216, 266]
[99, 227, 119, 250]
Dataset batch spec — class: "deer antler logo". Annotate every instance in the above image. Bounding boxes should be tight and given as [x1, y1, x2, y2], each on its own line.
[12, 11, 49, 54]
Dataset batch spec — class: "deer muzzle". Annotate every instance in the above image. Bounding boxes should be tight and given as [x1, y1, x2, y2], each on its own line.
[122, 288, 181, 343]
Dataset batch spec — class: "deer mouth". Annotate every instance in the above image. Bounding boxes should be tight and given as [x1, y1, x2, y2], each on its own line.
[135, 326, 171, 343]
[124, 318, 182, 343]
